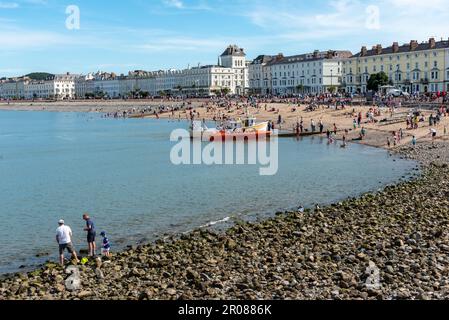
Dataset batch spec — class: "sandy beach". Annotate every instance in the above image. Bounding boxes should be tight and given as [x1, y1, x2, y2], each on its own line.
[1, 99, 448, 150]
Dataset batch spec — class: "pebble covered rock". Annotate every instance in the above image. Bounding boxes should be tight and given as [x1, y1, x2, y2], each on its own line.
[1, 142, 448, 300]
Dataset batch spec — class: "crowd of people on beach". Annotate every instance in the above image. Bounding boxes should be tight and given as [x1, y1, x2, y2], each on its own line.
[82, 91, 449, 152]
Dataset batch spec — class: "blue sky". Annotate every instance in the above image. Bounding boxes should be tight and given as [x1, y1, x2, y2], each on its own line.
[1, 0, 449, 77]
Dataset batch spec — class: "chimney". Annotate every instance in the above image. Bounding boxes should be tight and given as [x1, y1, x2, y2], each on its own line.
[376, 44, 382, 55]
[429, 37, 436, 49]
[326, 50, 335, 59]
[410, 40, 419, 51]
[313, 50, 319, 58]
[392, 42, 399, 53]
[361, 46, 367, 57]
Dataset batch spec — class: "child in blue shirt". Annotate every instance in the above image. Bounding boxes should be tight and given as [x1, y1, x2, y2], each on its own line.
[100, 231, 111, 257]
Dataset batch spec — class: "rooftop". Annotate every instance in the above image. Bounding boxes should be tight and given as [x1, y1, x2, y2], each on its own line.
[265, 50, 352, 66]
[352, 37, 449, 58]
[221, 45, 246, 57]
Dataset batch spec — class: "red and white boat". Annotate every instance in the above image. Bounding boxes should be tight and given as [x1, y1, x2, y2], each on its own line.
[190, 117, 275, 142]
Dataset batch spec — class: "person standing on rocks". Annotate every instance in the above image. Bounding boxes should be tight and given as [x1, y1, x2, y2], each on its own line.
[56, 220, 79, 266]
[100, 231, 111, 257]
[83, 213, 97, 257]
[429, 128, 437, 144]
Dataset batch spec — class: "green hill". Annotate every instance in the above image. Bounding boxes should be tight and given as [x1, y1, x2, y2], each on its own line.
[25, 72, 54, 81]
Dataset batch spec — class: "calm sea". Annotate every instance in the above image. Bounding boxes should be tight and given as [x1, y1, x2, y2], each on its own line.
[0, 110, 417, 274]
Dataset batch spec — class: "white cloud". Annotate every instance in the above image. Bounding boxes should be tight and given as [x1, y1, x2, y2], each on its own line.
[241, 0, 449, 52]
[388, 0, 445, 7]
[0, 28, 86, 50]
[0, 2, 19, 9]
[163, 0, 184, 9]
[161, 0, 211, 11]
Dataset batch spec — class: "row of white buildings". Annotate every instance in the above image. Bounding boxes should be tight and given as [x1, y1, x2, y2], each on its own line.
[2, 39, 449, 99]
[248, 50, 352, 95]
[0, 74, 81, 100]
[0, 45, 249, 100]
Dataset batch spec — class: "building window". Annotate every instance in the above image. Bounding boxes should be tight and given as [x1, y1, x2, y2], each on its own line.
[431, 71, 439, 80]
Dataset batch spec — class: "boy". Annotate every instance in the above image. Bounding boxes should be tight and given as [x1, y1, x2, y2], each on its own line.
[100, 231, 111, 257]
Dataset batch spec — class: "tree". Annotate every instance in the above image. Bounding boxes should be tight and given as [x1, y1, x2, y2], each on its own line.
[328, 86, 337, 94]
[221, 87, 231, 96]
[296, 84, 304, 93]
[26, 72, 54, 81]
[367, 72, 389, 92]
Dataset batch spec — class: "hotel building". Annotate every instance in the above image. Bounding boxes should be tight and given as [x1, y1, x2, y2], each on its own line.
[343, 38, 449, 94]
[146, 45, 249, 96]
[0, 74, 77, 100]
[0, 78, 27, 99]
[70, 45, 250, 98]
[249, 50, 352, 95]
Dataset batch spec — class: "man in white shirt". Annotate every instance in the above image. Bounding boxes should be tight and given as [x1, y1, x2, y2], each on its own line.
[56, 220, 79, 266]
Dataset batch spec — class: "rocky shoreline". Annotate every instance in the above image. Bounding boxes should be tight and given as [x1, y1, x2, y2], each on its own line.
[1, 142, 449, 300]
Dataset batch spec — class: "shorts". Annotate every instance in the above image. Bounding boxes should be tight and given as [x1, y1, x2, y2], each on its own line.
[59, 243, 75, 255]
[102, 248, 110, 254]
[87, 232, 96, 243]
